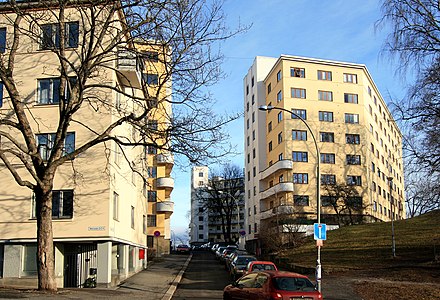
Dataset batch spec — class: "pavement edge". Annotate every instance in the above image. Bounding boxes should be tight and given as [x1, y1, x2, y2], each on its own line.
[161, 253, 193, 300]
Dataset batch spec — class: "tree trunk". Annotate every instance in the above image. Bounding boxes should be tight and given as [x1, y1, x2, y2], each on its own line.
[35, 185, 57, 292]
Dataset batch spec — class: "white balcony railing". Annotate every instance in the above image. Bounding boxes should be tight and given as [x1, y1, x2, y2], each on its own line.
[260, 160, 293, 181]
[260, 182, 294, 200]
[157, 153, 174, 165]
[156, 201, 174, 215]
[117, 48, 143, 88]
[156, 177, 174, 189]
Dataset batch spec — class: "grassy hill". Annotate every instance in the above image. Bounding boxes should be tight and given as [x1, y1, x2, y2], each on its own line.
[285, 210, 440, 271]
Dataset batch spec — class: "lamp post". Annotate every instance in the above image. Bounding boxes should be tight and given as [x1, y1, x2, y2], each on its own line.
[259, 105, 322, 292]
[387, 176, 396, 258]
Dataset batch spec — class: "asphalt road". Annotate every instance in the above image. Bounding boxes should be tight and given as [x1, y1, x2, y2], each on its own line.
[172, 250, 231, 300]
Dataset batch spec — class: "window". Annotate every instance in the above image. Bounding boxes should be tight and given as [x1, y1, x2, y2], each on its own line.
[344, 93, 358, 104]
[292, 151, 308, 162]
[277, 70, 281, 81]
[252, 112, 255, 123]
[131, 206, 135, 229]
[37, 77, 76, 104]
[318, 90, 333, 101]
[41, 22, 79, 49]
[346, 155, 361, 165]
[317, 70, 332, 81]
[321, 196, 337, 206]
[347, 196, 363, 208]
[292, 130, 307, 141]
[277, 111, 283, 123]
[321, 153, 335, 164]
[37, 132, 75, 161]
[143, 73, 158, 85]
[32, 190, 74, 219]
[198, 225, 203, 230]
[0, 27, 5, 53]
[142, 51, 159, 62]
[319, 111, 333, 122]
[291, 67, 305, 78]
[320, 132, 334, 143]
[113, 192, 119, 221]
[198, 172, 204, 177]
[246, 85, 249, 95]
[277, 132, 283, 144]
[252, 95, 255, 104]
[251, 76, 254, 86]
[294, 195, 309, 206]
[267, 83, 271, 94]
[148, 191, 157, 202]
[147, 215, 156, 227]
[278, 153, 283, 160]
[0, 82, 3, 108]
[268, 122, 272, 132]
[291, 109, 307, 120]
[277, 91, 282, 102]
[23, 245, 37, 274]
[372, 162, 376, 172]
[293, 173, 308, 184]
[268, 141, 272, 152]
[343, 73, 357, 83]
[321, 174, 336, 185]
[148, 167, 157, 178]
[252, 130, 255, 140]
[345, 113, 359, 124]
[143, 215, 147, 234]
[346, 134, 360, 144]
[291, 88, 306, 99]
[347, 175, 362, 186]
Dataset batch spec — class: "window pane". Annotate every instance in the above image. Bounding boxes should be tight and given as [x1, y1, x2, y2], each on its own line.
[52, 191, 60, 217]
[67, 22, 79, 48]
[0, 82, 3, 107]
[64, 132, 75, 154]
[62, 190, 73, 218]
[38, 80, 50, 104]
[0, 27, 6, 53]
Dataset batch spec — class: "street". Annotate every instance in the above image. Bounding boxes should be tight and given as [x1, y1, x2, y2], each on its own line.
[172, 250, 230, 300]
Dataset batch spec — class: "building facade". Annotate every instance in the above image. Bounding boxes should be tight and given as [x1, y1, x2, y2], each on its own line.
[0, 2, 173, 288]
[244, 55, 405, 254]
[190, 166, 245, 247]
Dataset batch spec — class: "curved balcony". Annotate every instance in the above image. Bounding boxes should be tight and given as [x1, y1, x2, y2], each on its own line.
[260, 205, 296, 220]
[260, 160, 293, 180]
[116, 49, 143, 88]
[156, 201, 174, 217]
[156, 153, 174, 165]
[260, 182, 294, 200]
[156, 177, 174, 189]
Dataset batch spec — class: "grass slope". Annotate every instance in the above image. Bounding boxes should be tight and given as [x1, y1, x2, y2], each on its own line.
[286, 210, 440, 271]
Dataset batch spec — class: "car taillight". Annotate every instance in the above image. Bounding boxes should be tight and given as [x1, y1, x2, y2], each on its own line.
[318, 293, 323, 299]
[270, 292, 283, 300]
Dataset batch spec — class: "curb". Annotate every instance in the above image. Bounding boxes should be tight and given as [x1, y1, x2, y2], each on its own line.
[161, 253, 192, 300]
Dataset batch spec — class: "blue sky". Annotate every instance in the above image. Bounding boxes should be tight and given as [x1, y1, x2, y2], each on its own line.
[170, 0, 408, 239]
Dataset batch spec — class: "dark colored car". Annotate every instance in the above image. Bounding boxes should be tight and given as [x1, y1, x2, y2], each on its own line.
[223, 271, 323, 300]
[229, 255, 257, 281]
[176, 244, 191, 254]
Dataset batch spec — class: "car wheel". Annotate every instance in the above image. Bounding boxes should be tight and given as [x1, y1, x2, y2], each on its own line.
[223, 292, 232, 300]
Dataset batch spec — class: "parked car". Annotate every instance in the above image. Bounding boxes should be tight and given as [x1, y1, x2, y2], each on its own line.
[223, 271, 323, 300]
[244, 261, 278, 275]
[175, 244, 191, 254]
[215, 246, 227, 259]
[225, 250, 248, 272]
[220, 249, 236, 264]
[229, 254, 257, 281]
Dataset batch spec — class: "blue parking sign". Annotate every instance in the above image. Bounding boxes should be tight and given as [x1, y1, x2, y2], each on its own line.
[314, 223, 327, 240]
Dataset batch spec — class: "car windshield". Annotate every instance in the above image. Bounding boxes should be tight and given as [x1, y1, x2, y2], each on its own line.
[236, 257, 256, 266]
[272, 277, 315, 291]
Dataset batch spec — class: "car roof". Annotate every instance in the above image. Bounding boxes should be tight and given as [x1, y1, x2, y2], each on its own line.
[260, 270, 309, 279]
[249, 260, 276, 265]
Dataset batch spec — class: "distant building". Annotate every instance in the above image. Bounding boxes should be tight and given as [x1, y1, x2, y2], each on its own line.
[244, 55, 405, 254]
[190, 166, 245, 247]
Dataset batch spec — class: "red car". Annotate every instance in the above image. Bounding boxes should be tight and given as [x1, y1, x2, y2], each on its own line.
[223, 270, 323, 300]
[244, 261, 278, 275]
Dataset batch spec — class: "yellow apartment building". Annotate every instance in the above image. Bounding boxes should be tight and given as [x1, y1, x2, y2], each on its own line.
[0, 1, 173, 288]
[244, 56, 405, 254]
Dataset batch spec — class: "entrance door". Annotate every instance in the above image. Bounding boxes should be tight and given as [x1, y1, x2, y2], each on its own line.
[63, 243, 97, 288]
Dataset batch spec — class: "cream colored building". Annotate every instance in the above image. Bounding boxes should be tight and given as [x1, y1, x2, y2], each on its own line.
[0, 2, 173, 288]
[244, 56, 405, 254]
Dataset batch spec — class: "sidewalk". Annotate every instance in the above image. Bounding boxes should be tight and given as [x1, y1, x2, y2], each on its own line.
[0, 254, 191, 299]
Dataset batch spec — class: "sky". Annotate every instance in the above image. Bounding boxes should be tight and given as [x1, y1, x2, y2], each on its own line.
[170, 0, 409, 239]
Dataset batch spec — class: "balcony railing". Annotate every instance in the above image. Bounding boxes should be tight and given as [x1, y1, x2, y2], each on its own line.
[260, 205, 296, 220]
[116, 48, 144, 88]
[157, 153, 174, 165]
[156, 201, 174, 215]
[156, 177, 174, 189]
[260, 182, 294, 200]
[260, 160, 293, 181]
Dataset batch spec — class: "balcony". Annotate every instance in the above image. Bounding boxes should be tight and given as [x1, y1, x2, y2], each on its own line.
[260, 205, 296, 220]
[260, 160, 293, 181]
[156, 201, 174, 216]
[156, 153, 174, 165]
[260, 182, 294, 200]
[116, 48, 144, 88]
[156, 177, 174, 189]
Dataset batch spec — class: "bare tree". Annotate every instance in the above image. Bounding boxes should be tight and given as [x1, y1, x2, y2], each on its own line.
[0, 0, 245, 291]
[378, 0, 440, 176]
[322, 183, 365, 226]
[197, 164, 244, 244]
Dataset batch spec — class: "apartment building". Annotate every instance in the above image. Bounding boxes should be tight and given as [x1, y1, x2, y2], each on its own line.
[244, 55, 405, 254]
[0, 2, 173, 288]
[190, 166, 245, 247]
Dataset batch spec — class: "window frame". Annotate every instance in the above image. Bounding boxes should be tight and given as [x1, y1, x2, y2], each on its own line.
[291, 87, 306, 99]
[319, 111, 334, 122]
[40, 21, 79, 50]
[292, 130, 307, 141]
[318, 90, 333, 101]
[290, 67, 305, 78]
[317, 70, 332, 81]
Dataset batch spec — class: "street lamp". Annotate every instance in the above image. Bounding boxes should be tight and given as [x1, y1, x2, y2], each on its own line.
[387, 176, 396, 258]
[259, 105, 322, 292]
